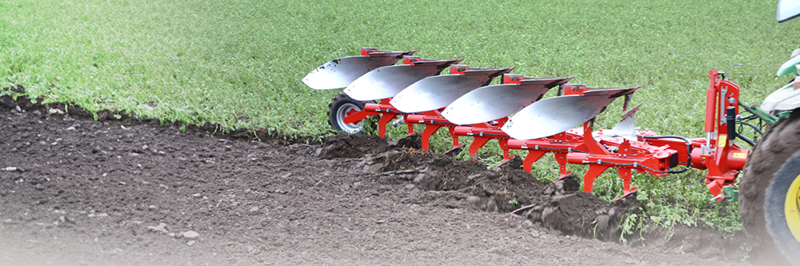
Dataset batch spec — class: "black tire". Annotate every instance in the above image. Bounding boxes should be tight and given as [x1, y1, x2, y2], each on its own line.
[765, 152, 800, 265]
[327, 92, 367, 134]
[740, 110, 800, 264]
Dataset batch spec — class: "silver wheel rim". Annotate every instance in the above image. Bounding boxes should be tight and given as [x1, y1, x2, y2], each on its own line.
[336, 103, 363, 133]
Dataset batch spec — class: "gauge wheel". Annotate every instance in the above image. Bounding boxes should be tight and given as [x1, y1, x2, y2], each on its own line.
[327, 92, 369, 134]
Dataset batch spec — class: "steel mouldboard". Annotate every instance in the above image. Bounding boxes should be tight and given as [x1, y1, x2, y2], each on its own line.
[442, 77, 572, 125]
[391, 67, 513, 113]
[501, 87, 638, 140]
[302, 49, 414, 90]
[609, 103, 642, 140]
[344, 59, 460, 101]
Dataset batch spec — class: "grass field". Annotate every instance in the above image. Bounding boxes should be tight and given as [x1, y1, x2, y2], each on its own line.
[3, 0, 799, 235]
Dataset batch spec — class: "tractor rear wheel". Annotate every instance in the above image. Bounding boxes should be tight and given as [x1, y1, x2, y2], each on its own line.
[765, 152, 800, 264]
[327, 92, 368, 134]
[739, 110, 800, 265]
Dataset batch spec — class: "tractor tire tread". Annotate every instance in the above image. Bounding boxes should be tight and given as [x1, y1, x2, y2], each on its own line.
[739, 110, 800, 264]
[765, 151, 800, 265]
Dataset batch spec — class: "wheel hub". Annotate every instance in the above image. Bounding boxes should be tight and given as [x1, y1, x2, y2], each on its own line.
[336, 103, 363, 133]
[787, 173, 800, 244]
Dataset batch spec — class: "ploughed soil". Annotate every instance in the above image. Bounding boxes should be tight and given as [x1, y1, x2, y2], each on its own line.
[0, 95, 773, 265]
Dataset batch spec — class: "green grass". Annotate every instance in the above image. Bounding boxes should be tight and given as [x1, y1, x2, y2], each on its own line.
[2, 0, 798, 233]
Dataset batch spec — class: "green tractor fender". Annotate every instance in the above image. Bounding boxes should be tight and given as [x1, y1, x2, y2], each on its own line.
[761, 52, 800, 112]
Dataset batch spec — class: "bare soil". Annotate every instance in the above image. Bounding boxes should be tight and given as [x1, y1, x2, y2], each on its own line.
[0, 95, 770, 266]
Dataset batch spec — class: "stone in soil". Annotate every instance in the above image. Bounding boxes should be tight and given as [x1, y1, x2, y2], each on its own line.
[183, 231, 200, 239]
[147, 223, 169, 234]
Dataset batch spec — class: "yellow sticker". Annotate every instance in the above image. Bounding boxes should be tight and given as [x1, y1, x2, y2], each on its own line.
[719, 135, 727, 146]
[733, 152, 747, 159]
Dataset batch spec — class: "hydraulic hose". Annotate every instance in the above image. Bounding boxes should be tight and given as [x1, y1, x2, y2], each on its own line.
[737, 120, 763, 137]
[737, 134, 757, 147]
[636, 135, 693, 174]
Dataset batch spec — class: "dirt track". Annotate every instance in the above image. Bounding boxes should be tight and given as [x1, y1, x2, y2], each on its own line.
[0, 96, 768, 265]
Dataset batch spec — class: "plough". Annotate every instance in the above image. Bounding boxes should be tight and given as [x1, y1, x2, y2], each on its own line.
[298, 5, 800, 262]
[303, 47, 748, 201]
